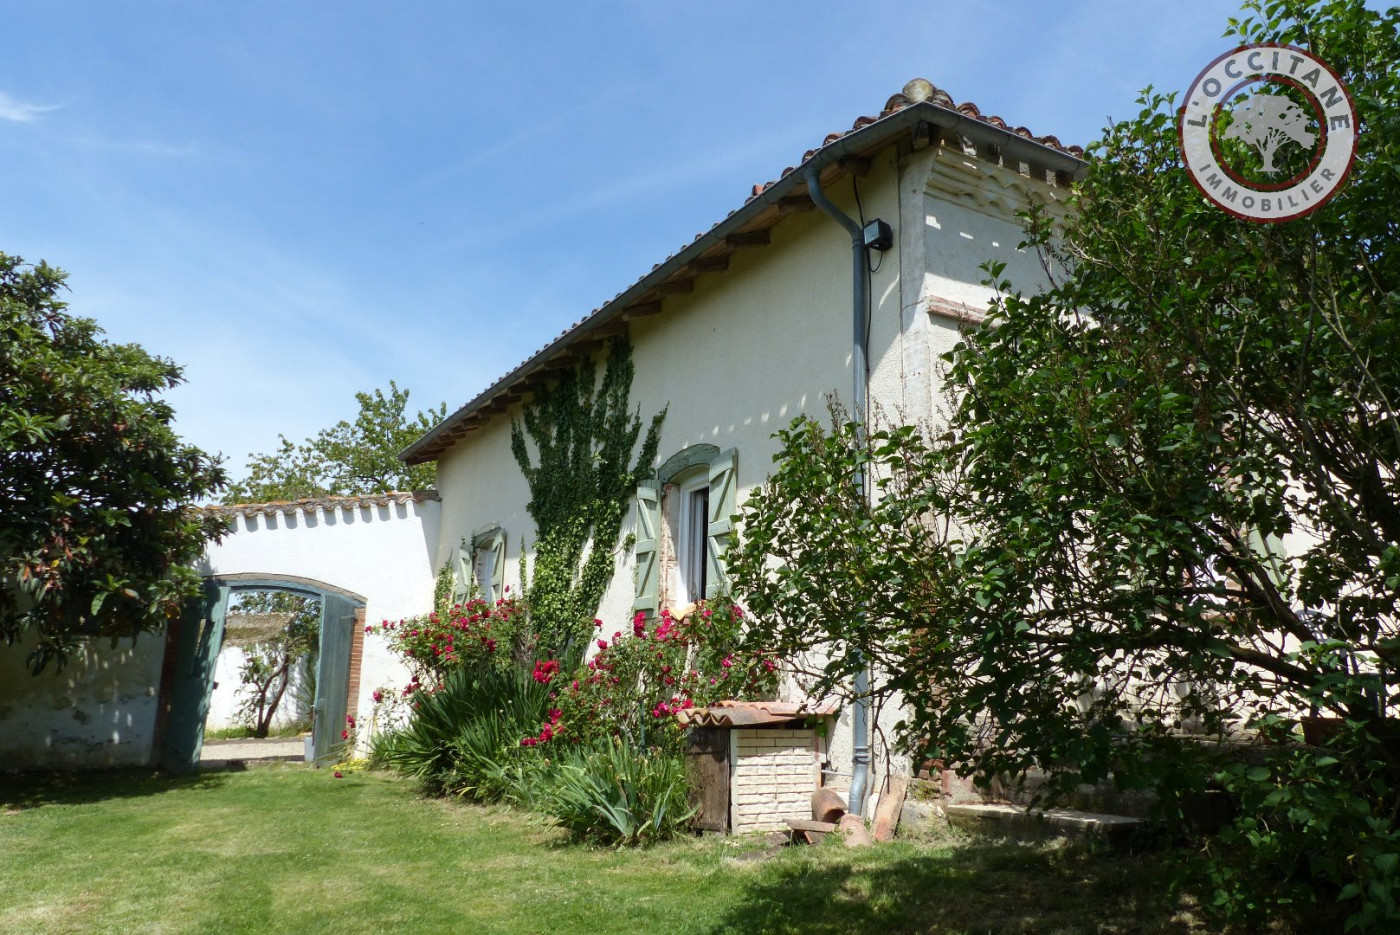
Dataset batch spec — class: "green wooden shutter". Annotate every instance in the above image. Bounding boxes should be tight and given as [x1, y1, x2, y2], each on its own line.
[1246, 525, 1288, 588]
[453, 541, 471, 605]
[634, 480, 661, 615]
[705, 448, 738, 598]
[490, 530, 507, 601]
[1243, 486, 1287, 589]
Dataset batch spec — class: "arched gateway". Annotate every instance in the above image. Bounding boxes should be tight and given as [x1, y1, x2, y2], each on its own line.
[162, 491, 440, 774]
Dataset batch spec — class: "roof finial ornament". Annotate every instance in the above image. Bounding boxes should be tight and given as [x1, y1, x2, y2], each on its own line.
[902, 78, 954, 109]
[902, 78, 936, 102]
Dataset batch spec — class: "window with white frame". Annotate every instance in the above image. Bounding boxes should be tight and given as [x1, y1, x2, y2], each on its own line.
[455, 525, 506, 605]
[633, 445, 737, 616]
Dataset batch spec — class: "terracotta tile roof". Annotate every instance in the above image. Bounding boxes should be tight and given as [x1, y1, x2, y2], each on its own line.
[676, 699, 841, 728]
[223, 611, 298, 647]
[401, 79, 1087, 465]
[743, 78, 1084, 203]
[199, 489, 439, 518]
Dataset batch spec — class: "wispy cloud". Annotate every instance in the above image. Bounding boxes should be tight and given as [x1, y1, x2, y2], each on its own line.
[0, 90, 59, 123]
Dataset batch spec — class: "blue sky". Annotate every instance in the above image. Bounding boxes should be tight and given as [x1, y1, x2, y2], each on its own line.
[3, 1, 1263, 480]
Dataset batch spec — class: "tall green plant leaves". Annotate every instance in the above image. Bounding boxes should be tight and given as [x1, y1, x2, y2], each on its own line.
[375, 664, 550, 799]
[542, 736, 695, 847]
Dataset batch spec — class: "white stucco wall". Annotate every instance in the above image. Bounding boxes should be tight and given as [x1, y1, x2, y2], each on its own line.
[206, 647, 312, 732]
[201, 494, 441, 731]
[922, 146, 1066, 310]
[429, 138, 1063, 815]
[0, 627, 166, 770]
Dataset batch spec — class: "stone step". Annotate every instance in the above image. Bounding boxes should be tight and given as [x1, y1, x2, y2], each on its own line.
[945, 803, 1148, 845]
[198, 754, 305, 772]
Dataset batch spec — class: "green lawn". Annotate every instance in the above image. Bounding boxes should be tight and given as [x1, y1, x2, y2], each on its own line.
[0, 765, 1218, 934]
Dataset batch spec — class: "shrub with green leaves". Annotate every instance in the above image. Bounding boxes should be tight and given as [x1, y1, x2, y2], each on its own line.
[373, 663, 550, 801]
[1, 253, 226, 673]
[368, 594, 531, 688]
[542, 600, 779, 754]
[541, 736, 695, 846]
[376, 599, 777, 843]
[731, 2, 1400, 927]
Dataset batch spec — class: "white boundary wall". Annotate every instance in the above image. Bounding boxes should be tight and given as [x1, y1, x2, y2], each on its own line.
[0, 626, 166, 770]
[200, 493, 441, 733]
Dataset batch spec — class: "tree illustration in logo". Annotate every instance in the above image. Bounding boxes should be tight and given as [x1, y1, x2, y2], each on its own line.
[1221, 92, 1317, 175]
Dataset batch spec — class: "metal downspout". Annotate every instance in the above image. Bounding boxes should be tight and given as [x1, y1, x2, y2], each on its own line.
[803, 163, 873, 818]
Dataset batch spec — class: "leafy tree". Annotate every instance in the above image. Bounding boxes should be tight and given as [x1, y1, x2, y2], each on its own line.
[230, 591, 319, 737]
[734, 1, 1400, 928]
[0, 254, 226, 672]
[223, 382, 445, 503]
[511, 337, 665, 665]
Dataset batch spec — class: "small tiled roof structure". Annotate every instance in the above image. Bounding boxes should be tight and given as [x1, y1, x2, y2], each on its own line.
[400, 79, 1089, 466]
[222, 611, 298, 647]
[198, 489, 439, 519]
[676, 699, 840, 728]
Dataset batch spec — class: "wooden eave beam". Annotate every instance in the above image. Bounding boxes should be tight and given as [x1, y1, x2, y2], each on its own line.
[726, 229, 771, 248]
[621, 301, 664, 321]
[656, 278, 695, 295]
[911, 120, 937, 151]
[538, 345, 585, 369]
[837, 155, 872, 176]
[691, 255, 729, 273]
[776, 193, 814, 215]
[570, 338, 607, 356]
[591, 320, 628, 339]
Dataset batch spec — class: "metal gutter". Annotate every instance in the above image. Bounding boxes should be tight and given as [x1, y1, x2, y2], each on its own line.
[801, 160, 876, 818]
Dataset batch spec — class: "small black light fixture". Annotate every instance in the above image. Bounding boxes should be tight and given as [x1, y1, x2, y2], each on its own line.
[862, 218, 893, 252]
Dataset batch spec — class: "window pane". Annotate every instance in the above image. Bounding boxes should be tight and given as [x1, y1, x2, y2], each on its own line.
[687, 488, 709, 603]
[475, 548, 496, 602]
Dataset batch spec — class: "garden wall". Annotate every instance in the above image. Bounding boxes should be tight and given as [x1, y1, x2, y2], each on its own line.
[200, 491, 442, 739]
[0, 627, 165, 769]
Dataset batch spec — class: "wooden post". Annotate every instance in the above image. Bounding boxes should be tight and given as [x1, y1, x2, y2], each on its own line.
[872, 774, 910, 842]
[685, 727, 730, 833]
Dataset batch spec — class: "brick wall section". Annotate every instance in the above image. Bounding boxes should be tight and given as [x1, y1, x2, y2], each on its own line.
[730, 727, 822, 834]
[345, 608, 366, 721]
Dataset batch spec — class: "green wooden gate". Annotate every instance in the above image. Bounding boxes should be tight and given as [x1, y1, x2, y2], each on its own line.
[160, 580, 231, 774]
[311, 593, 358, 765]
[162, 576, 363, 774]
